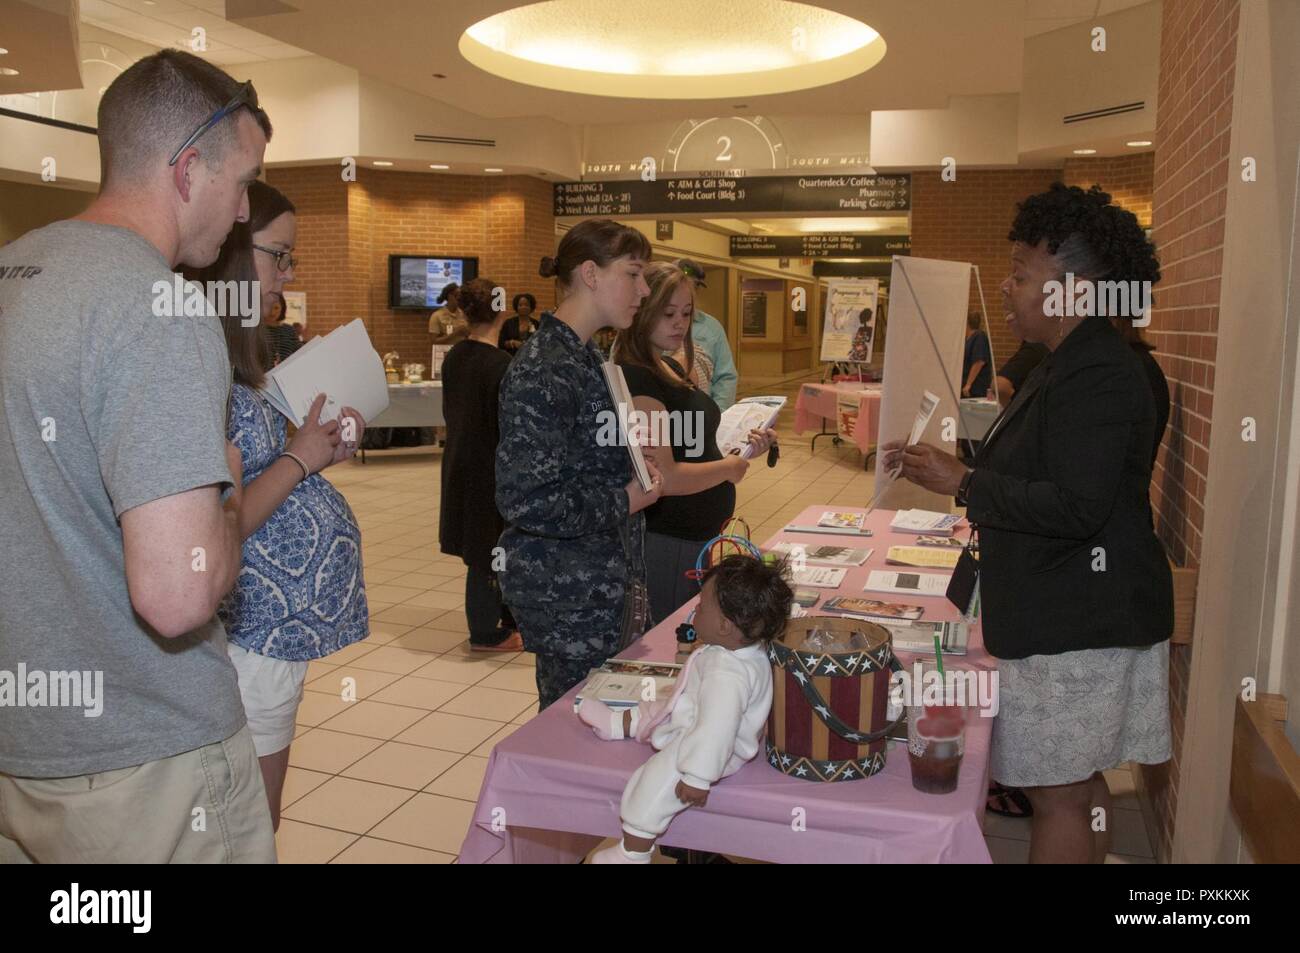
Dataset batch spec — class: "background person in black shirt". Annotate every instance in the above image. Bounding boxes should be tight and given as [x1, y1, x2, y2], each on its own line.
[498, 292, 539, 354]
[439, 278, 521, 652]
[615, 262, 775, 624]
[263, 292, 300, 365]
[995, 339, 1050, 407]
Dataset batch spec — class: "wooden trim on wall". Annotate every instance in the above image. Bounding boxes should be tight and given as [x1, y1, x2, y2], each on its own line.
[1171, 562, 1198, 645]
[1230, 694, 1300, 862]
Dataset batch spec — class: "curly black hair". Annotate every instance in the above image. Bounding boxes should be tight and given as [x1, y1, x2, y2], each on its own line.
[1008, 182, 1160, 287]
[701, 554, 793, 644]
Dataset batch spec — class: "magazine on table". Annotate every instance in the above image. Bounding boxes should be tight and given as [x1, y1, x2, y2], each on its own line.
[890, 509, 965, 536]
[817, 510, 866, 530]
[885, 545, 963, 570]
[768, 542, 873, 567]
[913, 534, 967, 548]
[876, 619, 970, 656]
[783, 522, 875, 538]
[820, 596, 924, 621]
[716, 396, 786, 458]
[864, 569, 952, 597]
[575, 659, 683, 710]
[788, 566, 848, 588]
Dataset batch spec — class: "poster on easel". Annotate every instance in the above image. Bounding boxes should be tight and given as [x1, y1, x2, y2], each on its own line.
[820, 278, 879, 363]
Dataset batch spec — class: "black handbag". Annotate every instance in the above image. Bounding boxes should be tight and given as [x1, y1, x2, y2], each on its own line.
[945, 526, 980, 618]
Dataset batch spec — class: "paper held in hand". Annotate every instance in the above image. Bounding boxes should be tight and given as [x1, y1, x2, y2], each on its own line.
[600, 362, 654, 491]
[716, 396, 786, 458]
[259, 319, 390, 427]
[888, 388, 941, 478]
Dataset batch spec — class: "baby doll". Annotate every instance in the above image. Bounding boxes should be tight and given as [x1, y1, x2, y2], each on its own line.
[576, 554, 793, 864]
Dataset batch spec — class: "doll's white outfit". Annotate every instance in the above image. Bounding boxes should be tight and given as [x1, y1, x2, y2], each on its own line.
[615, 642, 773, 839]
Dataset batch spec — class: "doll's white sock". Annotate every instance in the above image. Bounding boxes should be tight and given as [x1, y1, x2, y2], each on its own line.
[588, 840, 653, 864]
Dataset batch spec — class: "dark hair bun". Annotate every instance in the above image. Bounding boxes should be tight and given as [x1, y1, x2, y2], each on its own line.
[539, 256, 558, 279]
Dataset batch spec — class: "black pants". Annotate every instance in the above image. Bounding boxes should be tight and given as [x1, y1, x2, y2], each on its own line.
[464, 565, 515, 646]
[644, 530, 708, 627]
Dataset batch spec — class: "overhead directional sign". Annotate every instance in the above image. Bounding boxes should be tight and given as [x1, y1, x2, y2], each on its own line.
[730, 234, 911, 258]
[553, 174, 911, 217]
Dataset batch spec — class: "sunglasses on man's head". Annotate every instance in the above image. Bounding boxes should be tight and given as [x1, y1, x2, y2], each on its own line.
[168, 80, 261, 167]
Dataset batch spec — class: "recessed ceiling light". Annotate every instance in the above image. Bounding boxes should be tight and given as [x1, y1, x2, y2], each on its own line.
[373, 160, 394, 166]
[0, 47, 9, 55]
[430, 164, 450, 170]
[461, 1, 885, 100]
[484, 167, 503, 173]
[1072, 148, 1097, 155]
[1126, 140, 1153, 147]
[0, 67, 18, 76]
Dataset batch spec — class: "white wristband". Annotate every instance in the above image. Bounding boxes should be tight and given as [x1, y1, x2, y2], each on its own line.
[280, 451, 310, 481]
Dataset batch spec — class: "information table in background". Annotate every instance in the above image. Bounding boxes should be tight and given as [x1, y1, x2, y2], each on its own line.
[958, 397, 1000, 443]
[368, 382, 445, 429]
[457, 505, 997, 864]
[794, 382, 883, 455]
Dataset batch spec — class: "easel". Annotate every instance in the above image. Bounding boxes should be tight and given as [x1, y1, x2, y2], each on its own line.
[868, 259, 995, 513]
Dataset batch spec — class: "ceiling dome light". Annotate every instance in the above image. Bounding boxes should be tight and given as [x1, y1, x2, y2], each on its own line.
[0, 67, 19, 76]
[460, 0, 885, 99]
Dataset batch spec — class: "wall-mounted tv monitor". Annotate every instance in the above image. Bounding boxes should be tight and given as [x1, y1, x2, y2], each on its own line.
[388, 255, 479, 310]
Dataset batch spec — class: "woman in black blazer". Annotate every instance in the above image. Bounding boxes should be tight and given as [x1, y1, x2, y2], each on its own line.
[884, 184, 1173, 864]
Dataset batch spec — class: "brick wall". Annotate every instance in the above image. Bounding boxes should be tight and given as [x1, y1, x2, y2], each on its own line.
[910, 169, 1064, 364]
[1139, 0, 1240, 863]
[1063, 152, 1156, 226]
[266, 167, 556, 360]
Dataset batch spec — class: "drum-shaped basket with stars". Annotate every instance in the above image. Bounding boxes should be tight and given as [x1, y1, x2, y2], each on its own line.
[765, 617, 902, 782]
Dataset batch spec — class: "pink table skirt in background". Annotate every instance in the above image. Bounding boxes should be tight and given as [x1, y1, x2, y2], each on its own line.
[794, 383, 883, 455]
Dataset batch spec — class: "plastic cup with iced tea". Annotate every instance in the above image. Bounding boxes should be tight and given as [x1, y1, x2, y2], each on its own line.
[907, 701, 965, 794]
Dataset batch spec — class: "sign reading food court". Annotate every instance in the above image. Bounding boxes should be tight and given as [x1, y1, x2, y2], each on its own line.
[553, 173, 911, 217]
[729, 234, 911, 258]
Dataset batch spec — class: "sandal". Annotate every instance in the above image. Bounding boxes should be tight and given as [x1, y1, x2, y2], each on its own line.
[986, 782, 1033, 818]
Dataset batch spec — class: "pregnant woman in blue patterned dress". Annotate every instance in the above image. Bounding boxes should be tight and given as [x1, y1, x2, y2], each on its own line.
[187, 181, 368, 830]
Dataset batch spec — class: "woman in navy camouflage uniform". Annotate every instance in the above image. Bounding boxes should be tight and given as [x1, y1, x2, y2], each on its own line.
[496, 220, 664, 709]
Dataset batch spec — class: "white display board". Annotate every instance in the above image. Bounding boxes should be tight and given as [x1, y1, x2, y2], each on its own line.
[873, 257, 971, 513]
[819, 278, 879, 363]
[283, 290, 307, 327]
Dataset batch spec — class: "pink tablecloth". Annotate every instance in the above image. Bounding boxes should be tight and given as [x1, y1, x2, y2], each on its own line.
[793, 383, 883, 454]
[457, 506, 997, 864]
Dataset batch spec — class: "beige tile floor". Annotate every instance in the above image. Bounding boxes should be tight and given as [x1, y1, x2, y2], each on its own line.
[276, 370, 1157, 864]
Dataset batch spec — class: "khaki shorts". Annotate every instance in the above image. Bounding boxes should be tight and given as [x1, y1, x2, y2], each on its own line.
[0, 725, 276, 863]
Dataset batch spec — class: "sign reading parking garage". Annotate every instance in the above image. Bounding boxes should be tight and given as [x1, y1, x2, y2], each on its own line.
[553, 174, 911, 217]
[729, 234, 911, 258]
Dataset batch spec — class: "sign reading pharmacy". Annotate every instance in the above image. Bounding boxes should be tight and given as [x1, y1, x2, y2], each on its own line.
[553, 174, 911, 217]
[730, 234, 911, 258]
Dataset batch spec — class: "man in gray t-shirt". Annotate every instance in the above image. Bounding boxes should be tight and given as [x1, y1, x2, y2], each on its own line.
[0, 50, 276, 863]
